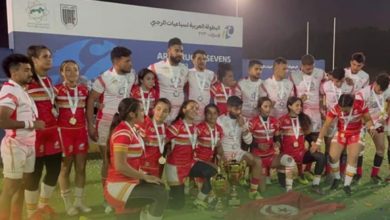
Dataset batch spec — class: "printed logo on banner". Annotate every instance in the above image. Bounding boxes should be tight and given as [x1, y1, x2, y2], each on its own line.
[223, 25, 234, 39]
[60, 4, 78, 29]
[25, 0, 50, 28]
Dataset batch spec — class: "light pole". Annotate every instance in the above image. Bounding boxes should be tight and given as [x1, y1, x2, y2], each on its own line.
[235, 0, 239, 17]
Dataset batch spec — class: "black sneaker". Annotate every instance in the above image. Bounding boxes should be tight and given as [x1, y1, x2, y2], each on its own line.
[352, 175, 362, 185]
[371, 175, 383, 184]
[343, 185, 352, 196]
[311, 185, 325, 195]
[330, 179, 341, 190]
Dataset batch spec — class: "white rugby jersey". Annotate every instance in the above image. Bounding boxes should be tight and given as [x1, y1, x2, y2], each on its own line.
[321, 80, 354, 110]
[238, 77, 266, 119]
[92, 67, 136, 121]
[149, 60, 189, 123]
[188, 68, 216, 121]
[0, 80, 38, 146]
[355, 85, 386, 128]
[344, 68, 369, 94]
[217, 114, 247, 152]
[290, 68, 325, 109]
[290, 68, 325, 132]
[262, 76, 294, 119]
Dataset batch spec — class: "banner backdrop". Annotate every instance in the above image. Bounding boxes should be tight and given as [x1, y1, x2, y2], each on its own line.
[242, 59, 326, 80]
[7, 0, 243, 83]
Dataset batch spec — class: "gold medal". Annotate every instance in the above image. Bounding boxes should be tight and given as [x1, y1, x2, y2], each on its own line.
[293, 141, 299, 148]
[69, 117, 77, 125]
[158, 156, 166, 165]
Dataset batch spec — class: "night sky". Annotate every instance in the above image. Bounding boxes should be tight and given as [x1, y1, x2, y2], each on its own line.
[1, 0, 390, 71]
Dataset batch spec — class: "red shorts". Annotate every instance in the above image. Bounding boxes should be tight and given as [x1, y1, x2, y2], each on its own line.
[59, 127, 88, 157]
[35, 126, 61, 157]
[166, 162, 194, 186]
[332, 132, 361, 146]
[251, 147, 275, 170]
[142, 147, 163, 177]
[260, 156, 274, 170]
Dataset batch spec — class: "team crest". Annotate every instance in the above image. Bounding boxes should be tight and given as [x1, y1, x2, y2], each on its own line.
[60, 4, 77, 28]
[260, 204, 299, 216]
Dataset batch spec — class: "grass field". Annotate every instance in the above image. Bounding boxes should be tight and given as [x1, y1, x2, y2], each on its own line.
[1, 136, 390, 220]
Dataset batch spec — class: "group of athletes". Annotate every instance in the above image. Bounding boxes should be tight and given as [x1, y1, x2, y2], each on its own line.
[0, 37, 389, 220]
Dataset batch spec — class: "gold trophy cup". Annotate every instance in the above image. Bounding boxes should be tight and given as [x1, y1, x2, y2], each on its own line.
[211, 171, 229, 217]
[227, 160, 242, 207]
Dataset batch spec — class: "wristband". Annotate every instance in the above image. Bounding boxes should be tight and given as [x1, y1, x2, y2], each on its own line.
[29, 121, 34, 129]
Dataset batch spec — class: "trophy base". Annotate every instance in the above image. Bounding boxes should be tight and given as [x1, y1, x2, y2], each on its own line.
[212, 211, 225, 219]
[228, 197, 241, 207]
[213, 201, 225, 219]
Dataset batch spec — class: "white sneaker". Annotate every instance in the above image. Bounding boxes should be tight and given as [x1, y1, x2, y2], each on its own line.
[266, 177, 272, 185]
[66, 206, 79, 216]
[103, 202, 113, 214]
[75, 203, 92, 213]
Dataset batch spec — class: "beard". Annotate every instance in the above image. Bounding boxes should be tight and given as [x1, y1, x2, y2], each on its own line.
[169, 55, 182, 65]
[22, 77, 33, 85]
[228, 112, 238, 119]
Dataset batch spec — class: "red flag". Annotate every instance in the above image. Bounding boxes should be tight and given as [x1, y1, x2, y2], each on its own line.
[225, 191, 345, 220]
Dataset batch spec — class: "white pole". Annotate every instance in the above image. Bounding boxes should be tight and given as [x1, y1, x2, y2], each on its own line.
[235, 0, 239, 17]
[306, 21, 309, 54]
[332, 17, 336, 69]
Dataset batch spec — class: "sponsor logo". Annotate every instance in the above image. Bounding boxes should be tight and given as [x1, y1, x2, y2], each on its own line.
[222, 25, 234, 39]
[26, 0, 49, 28]
[60, 4, 78, 28]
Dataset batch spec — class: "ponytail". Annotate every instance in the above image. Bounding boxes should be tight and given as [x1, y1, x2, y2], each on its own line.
[106, 98, 141, 162]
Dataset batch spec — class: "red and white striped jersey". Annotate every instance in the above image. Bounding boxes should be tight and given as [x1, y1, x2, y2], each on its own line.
[0, 80, 38, 146]
[195, 121, 224, 162]
[211, 82, 241, 115]
[327, 100, 368, 135]
[55, 83, 88, 128]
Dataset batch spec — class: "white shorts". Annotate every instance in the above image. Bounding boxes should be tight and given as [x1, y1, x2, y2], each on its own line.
[106, 181, 137, 205]
[305, 109, 322, 132]
[97, 119, 112, 146]
[223, 150, 247, 162]
[1, 137, 35, 179]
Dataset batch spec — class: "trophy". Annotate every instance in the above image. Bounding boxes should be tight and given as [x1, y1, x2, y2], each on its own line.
[227, 160, 242, 207]
[211, 170, 229, 217]
[240, 160, 249, 187]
